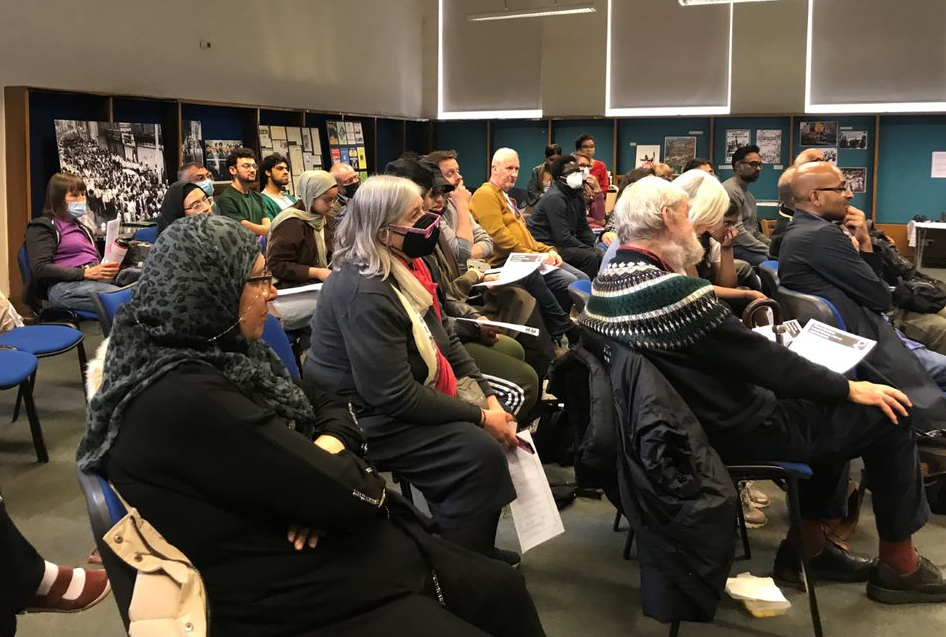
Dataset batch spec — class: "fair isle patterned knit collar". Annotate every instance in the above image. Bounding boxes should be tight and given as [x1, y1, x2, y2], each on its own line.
[578, 248, 730, 350]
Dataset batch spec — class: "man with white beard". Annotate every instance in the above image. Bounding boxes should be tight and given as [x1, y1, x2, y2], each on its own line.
[580, 176, 946, 603]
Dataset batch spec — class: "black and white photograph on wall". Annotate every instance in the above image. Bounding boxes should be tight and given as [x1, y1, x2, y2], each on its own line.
[663, 136, 697, 175]
[327, 121, 339, 146]
[724, 129, 750, 164]
[840, 167, 867, 193]
[839, 130, 868, 149]
[634, 145, 660, 168]
[204, 140, 243, 181]
[54, 119, 168, 227]
[823, 148, 838, 165]
[756, 129, 782, 165]
[799, 121, 839, 147]
[181, 121, 203, 169]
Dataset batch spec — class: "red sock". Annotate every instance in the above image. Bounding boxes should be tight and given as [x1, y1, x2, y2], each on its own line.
[879, 538, 919, 574]
[789, 520, 827, 557]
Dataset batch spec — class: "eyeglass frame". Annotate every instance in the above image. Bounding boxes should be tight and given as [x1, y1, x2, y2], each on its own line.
[387, 212, 442, 239]
[246, 269, 274, 291]
[184, 194, 214, 213]
[737, 160, 764, 169]
[812, 182, 852, 194]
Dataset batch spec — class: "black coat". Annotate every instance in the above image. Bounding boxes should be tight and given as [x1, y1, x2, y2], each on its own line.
[527, 181, 596, 251]
[779, 211, 946, 432]
[585, 331, 736, 623]
[23, 215, 99, 309]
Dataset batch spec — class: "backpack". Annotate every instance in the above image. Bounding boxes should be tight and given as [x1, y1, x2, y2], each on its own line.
[872, 229, 946, 313]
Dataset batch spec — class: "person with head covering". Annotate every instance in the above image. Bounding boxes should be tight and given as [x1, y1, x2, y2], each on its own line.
[78, 214, 545, 637]
[155, 180, 214, 236]
[307, 175, 524, 564]
[264, 170, 337, 329]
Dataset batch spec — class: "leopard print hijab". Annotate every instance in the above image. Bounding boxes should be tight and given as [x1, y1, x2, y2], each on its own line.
[78, 214, 317, 472]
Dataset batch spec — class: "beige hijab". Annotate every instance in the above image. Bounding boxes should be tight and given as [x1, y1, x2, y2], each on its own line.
[269, 170, 336, 268]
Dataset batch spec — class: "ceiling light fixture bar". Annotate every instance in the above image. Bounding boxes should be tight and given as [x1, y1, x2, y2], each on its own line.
[679, 0, 781, 6]
[468, 2, 596, 22]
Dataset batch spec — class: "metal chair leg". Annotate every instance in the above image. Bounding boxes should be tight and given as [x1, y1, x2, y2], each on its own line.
[734, 487, 752, 560]
[11, 373, 35, 423]
[613, 509, 622, 532]
[622, 529, 635, 561]
[21, 380, 48, 463]
[787, 476, 824, 637]
[668, 620, 681, 637]
[77, 341, 89, 400]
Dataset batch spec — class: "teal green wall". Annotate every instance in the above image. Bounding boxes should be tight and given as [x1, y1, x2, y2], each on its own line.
[617, 117, 712, 177]
[553, 120, 614, 181]
[876, 115, 946, 224]
[433, 121, 489, 187]
[491, 120, 549, 191]
[713, 117, 791, 218]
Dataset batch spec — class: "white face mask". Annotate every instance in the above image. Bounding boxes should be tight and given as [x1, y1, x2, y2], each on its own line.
[565, 171, 584, 190]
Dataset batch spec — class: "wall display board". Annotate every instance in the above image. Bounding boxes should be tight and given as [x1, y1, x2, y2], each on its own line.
[327, 120, 368, 182]
[724, 129, 750, 164]
[840, 167, 867, 193]
[54, 119, 168, 226]
[258, 126, 324, 194]
[755, 130, 782, 165]
[663, 136, 697, 174]
[181, 121, 203, 169]
[204, 140, 244, 181]
[799, 121, 839, 147]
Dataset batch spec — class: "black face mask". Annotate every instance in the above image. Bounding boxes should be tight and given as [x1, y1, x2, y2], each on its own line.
[342, 182, 360, 199]
[392, 213, 441, 259]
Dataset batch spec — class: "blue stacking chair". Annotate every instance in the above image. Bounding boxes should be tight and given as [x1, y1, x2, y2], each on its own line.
[758, 259, 780, 298]
[91, 285, 136, 336]
[18, 245, 98, 323]
[777, 286, 846, 330]
[76, 470, 137, 630]
[132, 225, 158, 244]
[261, 313, 300, 379]
[568, 279, 593, 313]
[0, 349, 46, 462]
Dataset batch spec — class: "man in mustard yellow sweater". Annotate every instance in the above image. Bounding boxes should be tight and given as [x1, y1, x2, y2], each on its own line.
[470, 148, 588, 319]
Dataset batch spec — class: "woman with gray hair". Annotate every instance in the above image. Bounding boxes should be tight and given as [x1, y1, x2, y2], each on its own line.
[306, 175, 522, 563]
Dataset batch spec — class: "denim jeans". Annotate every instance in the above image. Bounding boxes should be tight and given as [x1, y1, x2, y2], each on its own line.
[541, 261, 588, 315]
[48, 280, 120, 313]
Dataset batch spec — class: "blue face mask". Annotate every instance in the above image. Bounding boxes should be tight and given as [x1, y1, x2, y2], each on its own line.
[196, 179, 214, 196]
[67, 201, 87, 219]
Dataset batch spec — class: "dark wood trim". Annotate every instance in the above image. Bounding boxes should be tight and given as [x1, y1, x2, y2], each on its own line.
[5, 87, 31, 314]
[485, 120, 493, 180]
[612, 118, 618, 177]
[788, 115, 795, 164]
[871, 115, 881, 222]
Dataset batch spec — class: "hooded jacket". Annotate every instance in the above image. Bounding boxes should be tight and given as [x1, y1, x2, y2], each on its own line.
[23, 215, 99, 309]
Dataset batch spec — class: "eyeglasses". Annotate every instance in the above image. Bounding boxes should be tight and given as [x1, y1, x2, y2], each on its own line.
[184, 195, 214, 213]
[738, 161, 763, 169]
[246, 270, 274, 291]
[813, 182, 851, 194]
[387, 212, 442, 239]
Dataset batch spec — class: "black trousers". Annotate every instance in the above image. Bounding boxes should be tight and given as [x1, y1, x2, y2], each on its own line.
[557, 245, 602, 280]
[711, 399, 930, 542]
[0, 496, 45, 637]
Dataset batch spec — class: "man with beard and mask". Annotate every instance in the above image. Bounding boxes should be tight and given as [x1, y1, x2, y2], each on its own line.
[259, 153, 297, 220]
[580, 175, 946, 605]
[723, 145, 770, 265]
[527, 155, 601, 278]
[216, 147, 269, 236]
[329, 161, 360, 226]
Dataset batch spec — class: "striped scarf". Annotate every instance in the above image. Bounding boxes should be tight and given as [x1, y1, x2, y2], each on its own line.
[578, 252, 730, 350]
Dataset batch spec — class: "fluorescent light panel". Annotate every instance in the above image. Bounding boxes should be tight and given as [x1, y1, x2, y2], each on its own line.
[803, 0, 946, 113]
[468, 3, 595, 21]
[606, 0, 732, 116]
[679, 0, 780, 5]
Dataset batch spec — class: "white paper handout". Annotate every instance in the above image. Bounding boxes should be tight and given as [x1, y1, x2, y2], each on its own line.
[932, 152, 946, 178]
[725, 572, 791, 616]
[506, 431, 565, 553]
[788, 319, 875, 373]
[474, 253, 544, 287]
[455, 317, 540, 337]
[101, 217, 125, 264]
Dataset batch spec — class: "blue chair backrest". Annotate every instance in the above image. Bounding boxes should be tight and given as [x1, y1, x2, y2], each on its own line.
[568, 279, 593, 313]
[262, 313, 300, 378]
[133, 226, 158, 243]
[776, 286, 847, 330]
[92, 286, 135, 336]
[17, 245, 29, 287]
[758, 260, 780, 298]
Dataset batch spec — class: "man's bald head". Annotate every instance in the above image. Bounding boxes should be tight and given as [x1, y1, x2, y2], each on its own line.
[793, 148, 825, 167]
[331, 162, 357, 186]
[778, 168, 797, 210]
[792, 161, 851, 220]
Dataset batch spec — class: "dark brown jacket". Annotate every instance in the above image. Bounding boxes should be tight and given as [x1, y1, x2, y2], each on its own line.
[266, 217, 329, 286]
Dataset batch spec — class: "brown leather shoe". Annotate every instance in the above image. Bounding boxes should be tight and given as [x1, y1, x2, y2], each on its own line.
[24, 566, 111, 613]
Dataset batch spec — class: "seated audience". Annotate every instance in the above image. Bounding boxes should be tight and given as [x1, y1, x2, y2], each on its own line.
[599, 167, 656, 269]
[78, 214, 545, 637]
[24, 173, 121, 313]
[580, 175, 946, 604]
[574, 152, 606, 227]
[674, 169, 765, 312]
[216, 147, 270, 237]
[306, 176, 523, 562]
[769, 167, 796, 258]
[527, 155, 602, 278]
[329, 161, 360, 224]
[155, 180, 214, 236]
[470, 148, 588, 317]
[525, 143, 562, 207]
[427, 150, 494, 266]
[266, 170, 336, 330]
[652, 162, 674, 181]
[259, 153, 297, 220]
[778, 162, 946, 427]
[385, 155, 540, 417]
[1, 487, 111, 636]
[574, 134, 609, 190]
[684, 158, 715, 175]
[723, 144, 770, 265]
[177, 161, 214, 189]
